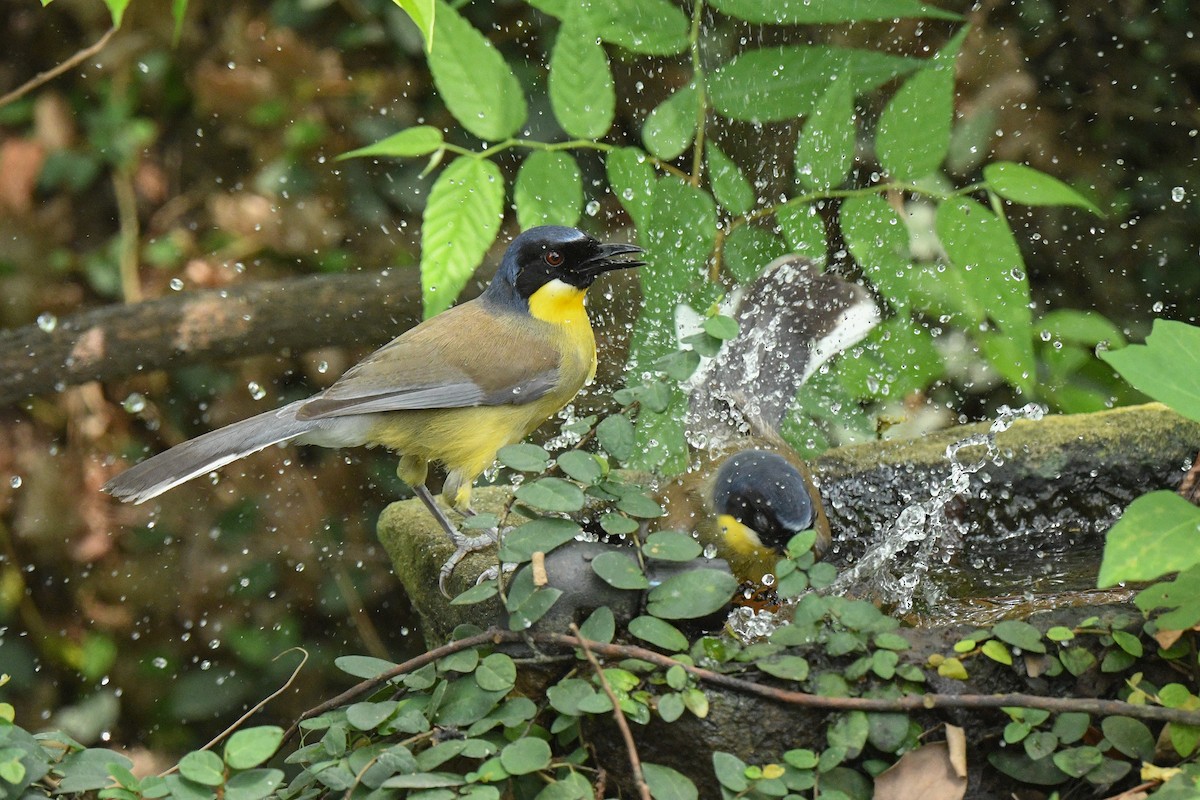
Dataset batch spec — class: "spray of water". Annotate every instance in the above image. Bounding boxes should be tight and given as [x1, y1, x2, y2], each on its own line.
[829, 403, 1046, 613]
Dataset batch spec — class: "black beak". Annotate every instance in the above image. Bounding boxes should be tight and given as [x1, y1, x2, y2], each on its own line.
[584, 242, 645, 275]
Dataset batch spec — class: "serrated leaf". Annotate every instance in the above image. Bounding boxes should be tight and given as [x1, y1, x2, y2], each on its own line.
[643, 84, 698, 161]
[606, 147, 656, 230]
[795, 75, 855, 190]
[708, 46, 916, 123]
[1100, 319, 1200, 423]
[708, 0, 960, 23]
[775, 204, 827, 261]
[420, 157, 504, 316]
[935, 196, 1035, 390]
[339, 126, 444, 161]
[428, 0, 526, 141]
[393, 0, 435, 51]
[1099, 491, 1200, 586]
[548, 23, 615, 139]
[706, 143, 755, 215]
[647, 569, 737, 619]
[841, 193, 913, 307]
[543, 0, 690, 56]
[515, 151, 583, 229]
[985, 161, 1102, 216]
[875, 28, 965, 181]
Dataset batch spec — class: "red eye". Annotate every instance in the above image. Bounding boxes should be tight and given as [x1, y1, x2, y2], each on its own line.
[544, 250, 564, 267]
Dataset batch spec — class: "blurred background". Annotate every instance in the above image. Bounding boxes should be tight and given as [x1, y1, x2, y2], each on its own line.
[0, 0, 1196, 760]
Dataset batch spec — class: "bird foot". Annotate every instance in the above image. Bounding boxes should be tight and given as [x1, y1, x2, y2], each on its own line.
[438, 526, 514, 597]
[474, 562, 518, 584]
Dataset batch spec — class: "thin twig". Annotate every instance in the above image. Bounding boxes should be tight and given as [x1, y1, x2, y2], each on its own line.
[0, 26, 118, 109]
[284, 629, 1200, 739]
[159, 648, 309, 777]
[572, 624, 651, 800]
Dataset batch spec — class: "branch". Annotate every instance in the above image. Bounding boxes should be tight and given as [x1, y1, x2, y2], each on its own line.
[0, 269, 434, 408]
[283, 628, 1200, 747]
[0, 26, 118, 109]
[574, 624, 651, 800]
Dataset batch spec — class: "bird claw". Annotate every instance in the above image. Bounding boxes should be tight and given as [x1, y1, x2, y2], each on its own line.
[475, 562, 518, 584]
[437, 526, 514, 597]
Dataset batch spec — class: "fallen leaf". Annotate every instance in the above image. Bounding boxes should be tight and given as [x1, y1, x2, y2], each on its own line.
[945, 724, 968, 778]
[1153, 628, 1184, 650]
[874, 742, 967, 800]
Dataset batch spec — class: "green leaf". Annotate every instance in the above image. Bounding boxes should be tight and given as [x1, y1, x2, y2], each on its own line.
[515, 151, 583, 229]
[617, 490, 665, 519]
[606, 147, 656, 230]
[223, 727, 284, 770]
[223, 769, 283, 800]
[642, 762, 699, 800]
[867, 713, 911, 754]
[1037, 309, 1125, 348]
[339, 126, 444, 161]
[987, 751, 1069, 786]
[1111, 629, 1144, 657]
[708, 0, 960, 23]
[991, 620, 1046, 653]
[708, 46, 916, 123]
[712, 751, 749, 792]
[1052, 746, 1103, 779]
[981, 639, 1013, 665]
[703, 315, 739, 341]
[475, 653, 517, 692]
[591, 551, 650, 590]
[646, 569, 737, 619]
[556, 0, 690, 56]
[505, 583, 564, 631]
[428, 0, 526, 141]
[775, 204, 827, 261]
[1099, 491, 1200, 586]
[1051, 712, 1091, 744]
[628, 616, 689, 652]
[1169, 723, 1200, 758]
[722, 224, 786, 283]
[596, 414, 635, 462]
[1024, 731, 1058, 761]
[643, 530, 702, 561]
[935, 196, 1035, 390]
[498, 738, 551, 775]
[334, 654, 397, 679]
[600, 512, 639, 535]
[1059, 647, 1096, 676]
[1101, 716, 1155, 761]
[104, 0, 132, 26]
[579, 606, 616, 643]
[420, 157, 505, 316]
[643, 85, 698, 161]
[171, 0, 188, 45]
[178, 751, 225, 787]
[1135, 563, 1200, 630]
[393, 0, 435, 51]
[549, 23, 615, 139]
[555, 451, 603, 484]
[795, 74, 855, 190]
[1100, 319, 1200, 422]
[758, 655, 809, 681]
[840, 194, 913, 306]
[515, 477, 585, 513]
[497, 443, 551, 472]
[498, 518, 582, 563]
[706, 143, 755, 215]
[875, 28, 965, 181]
[828, 711, 870, 758]
[985, 161, 1102, 216]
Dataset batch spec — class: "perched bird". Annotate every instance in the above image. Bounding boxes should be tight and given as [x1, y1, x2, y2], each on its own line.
[660, 255, 880, 587]
[103, 226, 643, 587]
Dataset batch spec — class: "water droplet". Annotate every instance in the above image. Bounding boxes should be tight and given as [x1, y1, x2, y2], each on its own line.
[36, 312, 57, 332]
[9, 476, 22, 489]
[152, 656, 168, 669]
[122, 393, 146, 413]
[317, 360, 329, 374]
[248, 382, 267, 400]
[585, 200, 601, 217]
[169, 277, 185, 291]
[1171, 186, 1186, 202]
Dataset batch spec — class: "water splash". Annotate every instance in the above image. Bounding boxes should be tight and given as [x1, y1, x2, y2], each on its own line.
[830, 403, 1045, 613]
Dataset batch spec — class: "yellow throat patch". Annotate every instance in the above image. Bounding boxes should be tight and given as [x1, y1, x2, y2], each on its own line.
[528, 278, 588, 326]
[718, 514, 765, 556]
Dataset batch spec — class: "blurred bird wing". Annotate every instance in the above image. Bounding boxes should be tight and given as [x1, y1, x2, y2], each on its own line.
[296, 302, 561, 419]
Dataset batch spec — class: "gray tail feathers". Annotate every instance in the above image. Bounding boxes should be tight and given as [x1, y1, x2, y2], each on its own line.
[103, 399, 319, 504]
